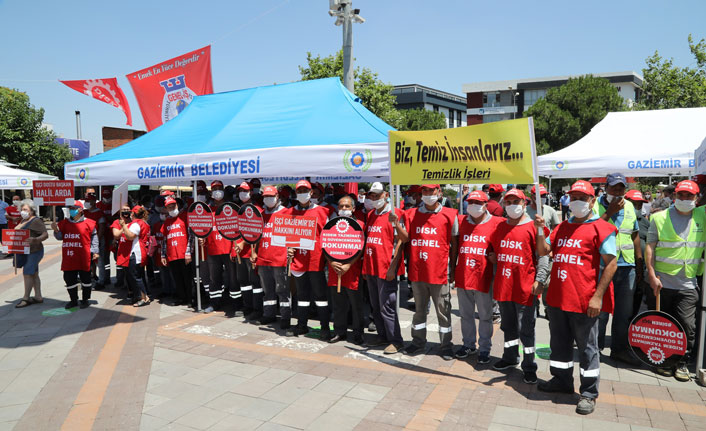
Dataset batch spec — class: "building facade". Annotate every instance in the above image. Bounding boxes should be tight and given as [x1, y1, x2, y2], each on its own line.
[392, 84, 468, 128]
[462, 71, 643, 125]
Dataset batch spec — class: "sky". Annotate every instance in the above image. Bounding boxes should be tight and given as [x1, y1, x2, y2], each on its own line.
[0, 0, 704, 155]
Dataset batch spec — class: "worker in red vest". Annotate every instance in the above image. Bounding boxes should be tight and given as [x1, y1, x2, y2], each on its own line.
[112, 205, 151, 306]
[255, 186, 290, 326]
[204, 180, 232, 313]
[160, 196, 193, 307]
[535, 180, 618, 415]
[403, 184, 458, 360]
[453, 190, 505, 364]
[52, 200, 99, 309]
[284, 179, 331, 339]
[488, 188, 549, 384]
[326, 195, 366, 344]
[232, 181, 264, 321]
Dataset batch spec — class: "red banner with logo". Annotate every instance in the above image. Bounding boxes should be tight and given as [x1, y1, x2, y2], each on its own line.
[126, 46, 213, 131]
[59, 78, 132, 126]
[321, 217, 364, 262]
[187, 202, 214, 238]
[1, 229, 30, 254]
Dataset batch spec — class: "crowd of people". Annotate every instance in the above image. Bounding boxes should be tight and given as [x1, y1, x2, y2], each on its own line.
[3, 173, 704, 416]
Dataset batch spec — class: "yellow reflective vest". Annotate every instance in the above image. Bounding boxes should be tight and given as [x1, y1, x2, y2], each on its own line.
[593, 198, 637, 264]
[652, 208, 706, 278]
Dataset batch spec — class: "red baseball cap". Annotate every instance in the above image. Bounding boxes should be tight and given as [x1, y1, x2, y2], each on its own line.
[530, 184, 547, 196]
[675, 180, 699, 194]
[313, 182, 325, 193]
[71, 200, 84, 209]
[211, 180, 224, 188]
[466, 191, 489, 202]
[625, 190, 647, 202]
[406, 185, 421, 195]
[503, 189, 526, 200]
[196, 180, 207, 192]
[131, 205, 143, 214]
[262, 186, 278, 196]
[238, 181, 251, 191]
[160, 189, 175, 196]
[488, 184, 505, 193]
[421, 184, 440, 190]
[569, 180, 595, 196]
[295, 180, 312, 190]
[164, 196, 177, 206]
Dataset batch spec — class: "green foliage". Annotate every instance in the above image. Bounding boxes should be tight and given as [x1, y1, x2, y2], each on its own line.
[299, 51, 446, 131]
[397, 108, 447, 131]
[525, 75, 626, 155]
[0, 87, 72, 178]
[636, 34, 706, 110]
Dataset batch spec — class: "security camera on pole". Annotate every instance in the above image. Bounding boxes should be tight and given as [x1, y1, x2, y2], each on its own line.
[328, 0, 365, 93]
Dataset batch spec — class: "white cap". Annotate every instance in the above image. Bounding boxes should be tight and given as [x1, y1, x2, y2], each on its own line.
[369, 182, 384, 193]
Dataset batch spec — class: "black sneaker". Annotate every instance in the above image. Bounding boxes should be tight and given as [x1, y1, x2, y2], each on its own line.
[94, 283, 105, 291]
[523, 371, 537, 384]
[402, 344, 424, 356]
[610, 350, 641, 367]
[79, 300, 90, 309]
[538, 378, 574, 394]
[492, 359, 519, 371]
[455, 346, 477, 359]
[285, 326, 308, 337]
[364, 336, 388, 348]
[65, 300, 78, 309]
[478, 352, 490, 364]
[319, 331, 332, 342]
[329, 334, 346, 343]
[259, 316, 276, 325]
[351, 335, 365, 346]
[246, 311, 263, 322]
[440, 348, 454, 361]
[576, 396, 595, 415]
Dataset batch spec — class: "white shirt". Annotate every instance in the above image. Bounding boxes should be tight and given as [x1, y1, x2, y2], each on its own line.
[129, 223, 142, 264]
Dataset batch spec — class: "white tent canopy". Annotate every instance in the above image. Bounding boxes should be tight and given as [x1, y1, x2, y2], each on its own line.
[538, 107, 706, 178]
[0, 164, 57, 190]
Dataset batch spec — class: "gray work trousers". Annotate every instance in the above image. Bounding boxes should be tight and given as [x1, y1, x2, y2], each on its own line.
[258, 265, 289, 322]
[410, 281, 452, 349]
[457, 288, 494, 354]
[547, 306, 601, 399]
[499, 299, 537, 372]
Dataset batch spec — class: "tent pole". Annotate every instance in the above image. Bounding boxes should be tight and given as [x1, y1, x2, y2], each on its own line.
[193, 180, 201, 312]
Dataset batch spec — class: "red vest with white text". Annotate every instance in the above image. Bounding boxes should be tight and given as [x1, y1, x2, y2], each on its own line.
[455, 215, 505, 293]
[362, 209, 406, 278]
[490, 221, 548, 306]
[284, 205, 329, 273]
[135, 219, 150, 266]
[406, 206, 458, 284]
[548, 219, 617, 313]
[257, 208, 288, 267]
[161, 213, 189, 262]
[58, 218, 96, 272]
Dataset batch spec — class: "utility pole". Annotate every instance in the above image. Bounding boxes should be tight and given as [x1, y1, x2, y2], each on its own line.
[75, 110, 82, 140]
[329, 0, 365, 93]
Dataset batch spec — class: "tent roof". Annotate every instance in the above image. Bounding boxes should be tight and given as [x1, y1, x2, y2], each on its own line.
[70, 78, 393, 164]
[0, 164, 57, 189]
[537, 107, 706, 178]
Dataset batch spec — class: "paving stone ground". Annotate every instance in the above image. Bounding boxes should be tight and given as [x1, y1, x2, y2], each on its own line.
[0, 230, 704, 430]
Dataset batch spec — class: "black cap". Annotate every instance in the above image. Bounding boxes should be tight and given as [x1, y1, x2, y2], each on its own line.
[606, 173, 627, 187]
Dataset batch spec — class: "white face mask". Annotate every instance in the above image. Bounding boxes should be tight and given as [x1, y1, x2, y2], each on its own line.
[20, 210, 30, 220]
[339, 209, 353, 217]
[159, 214, 167, 221]
[212, 190, 224, 201]
[297, 192, 311, 205]
[102, 197, 111, 204]
[364, 198, 373, 211]
[12, 200, 20, 207]
[540, 197, 548, 205]
[84, 201, 92, 210]
[263, 196, 277, 208]
[675, 199, 696, 212]
[505, 204, 524, 219]
[421, 194, 438, 206]
[310, 197, 319, 205]
[196, 194, 206, 202]
[239, 191, 250, 202]
[569, 200, 592, 218]
[358, 195, 366, 203]
[252, 187, 261, 195]
[606, 194, 621, 203]
[371, 198, 385, 210]
[168, 208, 179, 217]
[467, 204, 485, 218]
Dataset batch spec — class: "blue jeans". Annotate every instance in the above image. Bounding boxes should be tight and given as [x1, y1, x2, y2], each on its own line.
[598, 266, 635, 352]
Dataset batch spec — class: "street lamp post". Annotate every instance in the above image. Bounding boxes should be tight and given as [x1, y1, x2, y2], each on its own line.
[329, 0, 365, 93]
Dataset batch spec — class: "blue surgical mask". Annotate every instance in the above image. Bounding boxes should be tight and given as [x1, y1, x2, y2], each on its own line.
[69, 209, 79, 219]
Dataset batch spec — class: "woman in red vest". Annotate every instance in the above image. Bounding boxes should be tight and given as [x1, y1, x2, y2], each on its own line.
[535, 180, 618, 416]
[112, 204, 150, 306]
[51, 201, 98, 309]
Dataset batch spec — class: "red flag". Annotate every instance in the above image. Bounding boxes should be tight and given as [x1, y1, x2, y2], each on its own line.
[126, 45, 213, 131]
[59, 78, 132, 126]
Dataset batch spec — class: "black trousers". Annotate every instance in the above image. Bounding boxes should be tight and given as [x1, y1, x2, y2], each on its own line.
[294, 271, 329, 333]
[646, 287, 698, 364]
[208, 254, 232, 308]
[259, 266, 289, 322]
[168, 258, 192, 303]
[63, 270, 92, 302]
[332, 284, 364, 337]
[236, 260, 262, 314]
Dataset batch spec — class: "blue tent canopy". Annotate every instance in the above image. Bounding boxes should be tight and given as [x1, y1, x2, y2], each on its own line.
[66, 78, 394, 185]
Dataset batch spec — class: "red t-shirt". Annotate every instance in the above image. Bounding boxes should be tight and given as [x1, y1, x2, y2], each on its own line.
[6, 205, 20, 229]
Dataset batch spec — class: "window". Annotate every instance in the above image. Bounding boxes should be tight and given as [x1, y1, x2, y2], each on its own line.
[448, 109, 454, 127]
[495, 93, 501, 103]
[457, 110, 463, 126]
[433, 105, 439, 112]
[483, 94, 488, 104]
[523, 89, 547, 109]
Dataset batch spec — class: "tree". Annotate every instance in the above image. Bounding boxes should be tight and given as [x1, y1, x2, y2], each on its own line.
[636, 34, 706, 110]
[397, 108, 447, 131]
[0, 87, 72, 178]
[525, 75, 626, 155]
[298, 51, 445, 131]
